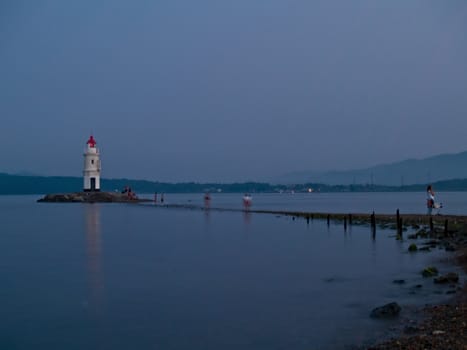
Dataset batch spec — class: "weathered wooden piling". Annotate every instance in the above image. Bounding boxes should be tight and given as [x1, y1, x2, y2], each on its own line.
[396, 209, 400, 231]
[396, 209, 403, 237]
[398, 217, 403, 238]
[327, 214, 330, 226]
[306, 216, 310, 225]
[344, 216, 347, 231]
[370, 211, 376, 237]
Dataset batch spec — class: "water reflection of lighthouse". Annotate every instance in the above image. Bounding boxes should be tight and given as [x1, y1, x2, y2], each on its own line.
[84, 203, 104, 311]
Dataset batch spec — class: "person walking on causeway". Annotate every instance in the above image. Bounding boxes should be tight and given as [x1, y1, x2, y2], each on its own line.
[426, 185, 435, 215]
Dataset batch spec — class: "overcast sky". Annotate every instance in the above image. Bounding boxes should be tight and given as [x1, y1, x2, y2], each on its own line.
[1, 0, 466, 182]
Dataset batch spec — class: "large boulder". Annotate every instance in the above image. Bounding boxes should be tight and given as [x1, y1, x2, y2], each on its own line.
[422, 266, 439, 277]
[370, 302, 401, 318]
[434, 272, 459, 284]
[408, 244, 418, 252]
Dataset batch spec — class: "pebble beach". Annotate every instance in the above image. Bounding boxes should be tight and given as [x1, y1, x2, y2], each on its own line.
[368, 225, 467, 349]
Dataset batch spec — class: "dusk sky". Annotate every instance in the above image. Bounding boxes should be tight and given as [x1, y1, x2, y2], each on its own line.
[1, 0, 467, 182]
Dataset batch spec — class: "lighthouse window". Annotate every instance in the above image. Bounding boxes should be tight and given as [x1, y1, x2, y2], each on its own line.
[91, 160, 94, 164]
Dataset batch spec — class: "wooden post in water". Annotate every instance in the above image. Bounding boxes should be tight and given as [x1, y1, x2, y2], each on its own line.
[396, 209, 400, 232]
[398, 218, 403, 238]
[306, 216, 310, 225]
[371, 211, 376, 237]
[344, 216, 347, 231]
[372, 211, 376, 228]
[327, 214, 330, 226]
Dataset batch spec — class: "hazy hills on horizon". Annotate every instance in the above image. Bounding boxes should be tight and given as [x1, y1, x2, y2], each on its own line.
[3, 172, 467, 195]
[0, 171, 459, 195]
[3, 150, 467, 188]
[279, 151, 467, 186]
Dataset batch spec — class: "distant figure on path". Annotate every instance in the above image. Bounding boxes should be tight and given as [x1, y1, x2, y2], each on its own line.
[243, 193, 252, 209]
[204, 192, 211, 209]
[426, 185, 435, 215]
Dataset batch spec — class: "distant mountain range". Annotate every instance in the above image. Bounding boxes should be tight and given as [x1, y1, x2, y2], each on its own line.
[3, 151, 467, 194]
[0, 173, 276, 195]
[3, 171, 467, 195]
[279, 151, 467, 186]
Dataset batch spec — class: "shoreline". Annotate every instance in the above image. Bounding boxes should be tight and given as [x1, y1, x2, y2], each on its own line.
[367, 244, 467, 349]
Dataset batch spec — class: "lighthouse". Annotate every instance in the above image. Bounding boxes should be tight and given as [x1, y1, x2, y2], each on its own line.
[83, 135, 101, 192]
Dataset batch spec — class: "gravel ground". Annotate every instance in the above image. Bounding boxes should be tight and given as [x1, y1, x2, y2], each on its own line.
[368, 242, 467, 349]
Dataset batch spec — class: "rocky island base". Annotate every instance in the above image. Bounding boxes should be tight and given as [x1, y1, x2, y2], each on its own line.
[37, 192, 151, 203]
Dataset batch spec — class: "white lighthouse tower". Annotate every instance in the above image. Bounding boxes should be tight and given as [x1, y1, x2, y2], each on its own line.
[83, 135, 101, 192]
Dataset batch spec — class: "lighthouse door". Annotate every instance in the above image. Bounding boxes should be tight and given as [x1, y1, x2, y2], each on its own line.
[90, 177, 96, 191]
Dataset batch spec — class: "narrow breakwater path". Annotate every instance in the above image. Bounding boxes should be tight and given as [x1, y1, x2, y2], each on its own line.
[142, 202, 467, 235]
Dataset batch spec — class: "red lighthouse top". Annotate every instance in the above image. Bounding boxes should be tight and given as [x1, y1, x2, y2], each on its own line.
[87, 135, 97, 148]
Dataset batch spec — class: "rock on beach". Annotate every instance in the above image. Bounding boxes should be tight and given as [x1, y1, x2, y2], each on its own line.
[370, 302, 401, 319]
[434, 272, 459, 284]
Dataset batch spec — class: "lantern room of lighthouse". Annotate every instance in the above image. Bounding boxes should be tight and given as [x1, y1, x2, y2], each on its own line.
[83, 135, 101, 192]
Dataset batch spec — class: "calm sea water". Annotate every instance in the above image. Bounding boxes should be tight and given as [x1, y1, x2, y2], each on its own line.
[0, 193, 464, 350]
